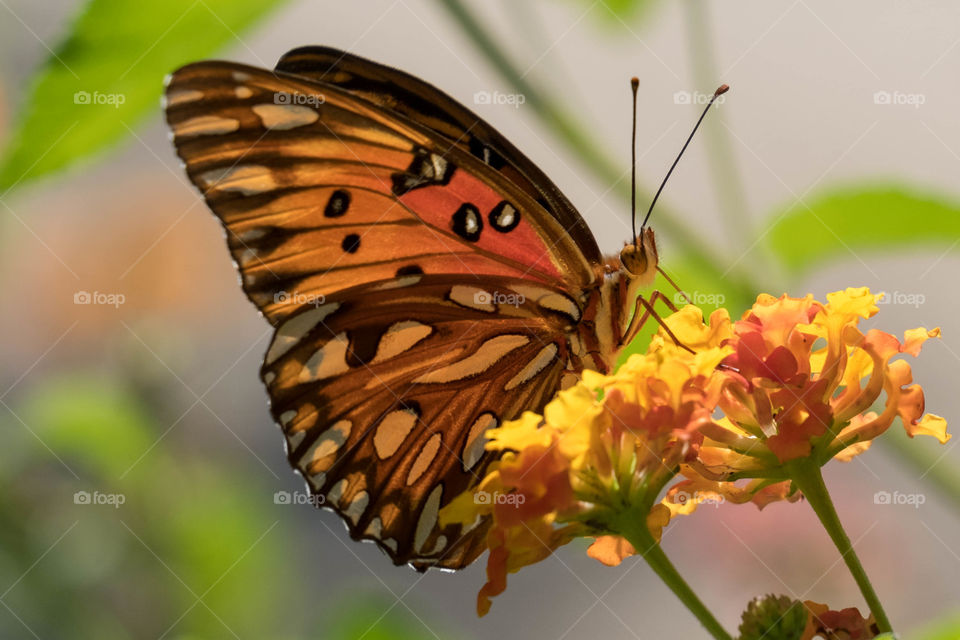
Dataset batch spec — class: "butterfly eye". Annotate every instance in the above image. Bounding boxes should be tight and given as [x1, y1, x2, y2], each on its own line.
[620, 227, 659, 279]
[619, 244, 649, 277]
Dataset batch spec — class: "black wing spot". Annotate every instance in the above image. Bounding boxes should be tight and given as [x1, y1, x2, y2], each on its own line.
[396, 265, 424, 276]
[341, 234, 361, 254]
[346, 326, 383, 368]
[324, 189, 350, 217]
[489, 200, 520, 233]
[391, 147, 455, 196]
[451, 204, 483, 242]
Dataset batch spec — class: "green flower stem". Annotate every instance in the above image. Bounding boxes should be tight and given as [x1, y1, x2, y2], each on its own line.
[788, 462, 894, 633]
[617, 509, 733, 640]
[436, 0, 759, 302]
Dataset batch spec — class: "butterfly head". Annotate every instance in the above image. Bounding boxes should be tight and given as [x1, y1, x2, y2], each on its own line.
[619, 227, 658, 286]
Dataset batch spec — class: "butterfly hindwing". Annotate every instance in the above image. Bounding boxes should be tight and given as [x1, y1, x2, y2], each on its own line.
[262, 274, 580, 569]
[164, 61, 597, 326]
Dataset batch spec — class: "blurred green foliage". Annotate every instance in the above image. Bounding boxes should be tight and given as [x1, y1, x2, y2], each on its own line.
[2, 374, 437, 638]
[765, 186, 960, 276]
[0, 0, 289, 191]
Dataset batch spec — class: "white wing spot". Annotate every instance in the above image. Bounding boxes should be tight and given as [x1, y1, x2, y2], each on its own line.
[237, 227, 267, 242]
[412, 334, 529, 384]
[238, 248, 258, 267]
[425, 535, 447, 555]
[365, 517, 383, 539]
[414, 485, 443, 553]
[174, 115, 240, 137]
[449, 285, 495, 312]
[538, 293, 581, 322]
[166, 88, 204, 106]
[299, 420, 352, 470]
[252, 103, 320, 130]
[308, 471, 326, 490]
[505, 343, 558, 391]
[373, 275, 422, 290]
[199, 165, 276, 195]
[406, 433, 442, 485]
[462, 413, 497, 471]
[344, 491, 369, 525]
[511, 286, 581, 322]
[373, 409, 418, 459]
[235, 86, 253, 99]
[372, 321, 433, 364]
[326, 478, 347, 508]
[299, 332, 350, 382]
[265, 303, 340, 365]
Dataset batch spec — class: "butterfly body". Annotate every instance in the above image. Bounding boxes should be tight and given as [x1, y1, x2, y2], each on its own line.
[165, 47, 658, 571]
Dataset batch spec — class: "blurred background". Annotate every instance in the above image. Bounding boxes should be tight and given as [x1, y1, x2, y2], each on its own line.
[1, 0, 959, 638]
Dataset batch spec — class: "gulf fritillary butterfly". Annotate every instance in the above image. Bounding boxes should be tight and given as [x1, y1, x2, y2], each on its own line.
[164, 47, 723, 572]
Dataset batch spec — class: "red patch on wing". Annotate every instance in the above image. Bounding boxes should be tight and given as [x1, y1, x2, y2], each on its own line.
[399, 169, 563, 281]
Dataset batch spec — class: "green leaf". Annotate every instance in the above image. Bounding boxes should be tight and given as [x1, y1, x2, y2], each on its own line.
[0, 0, 288, 192]
[764, 186, 960, 276]
[918, 613, 960, 640]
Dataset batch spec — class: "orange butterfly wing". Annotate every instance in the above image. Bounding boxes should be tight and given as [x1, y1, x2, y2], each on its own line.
[274, 45, 603, 265]
[165, 55, 601, 570]
[262, 275, 579, 569]
[165, 61, 595, 323]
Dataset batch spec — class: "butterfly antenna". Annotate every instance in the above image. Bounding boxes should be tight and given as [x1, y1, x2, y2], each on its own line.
[640, 84, 729, 231]
[630, 77, 640, 245]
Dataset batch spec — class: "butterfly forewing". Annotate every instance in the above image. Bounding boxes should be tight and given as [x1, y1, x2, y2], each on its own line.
[273, 46, 603, 265]
[164, 62, 595, 326]
[261, 274, 578, 568]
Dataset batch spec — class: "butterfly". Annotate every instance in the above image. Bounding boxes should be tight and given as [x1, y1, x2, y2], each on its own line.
[164, 46, 721, 572]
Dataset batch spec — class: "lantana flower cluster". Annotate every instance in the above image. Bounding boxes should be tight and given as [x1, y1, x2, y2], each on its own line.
[441, 287, 947, 624]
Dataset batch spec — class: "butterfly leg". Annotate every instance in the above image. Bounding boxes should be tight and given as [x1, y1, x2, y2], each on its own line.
[656, 266, 692, 305]
[620, 290, 694, 354]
